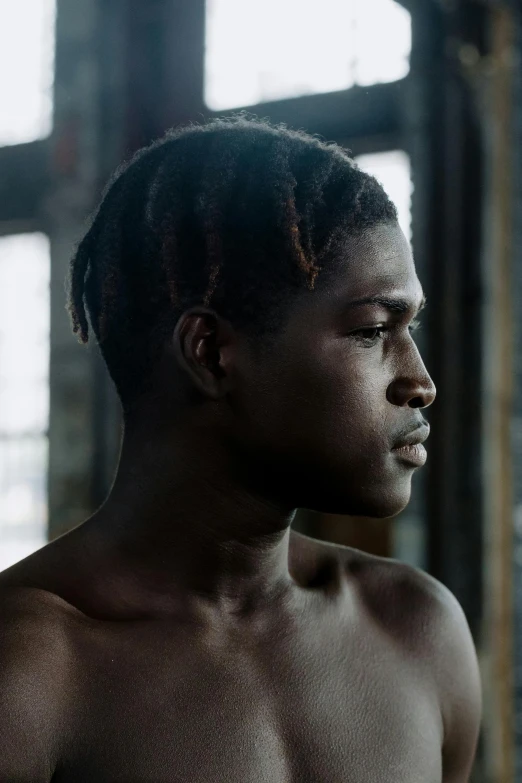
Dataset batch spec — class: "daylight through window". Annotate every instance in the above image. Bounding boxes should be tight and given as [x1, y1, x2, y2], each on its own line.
[205, 0, 411, 111]
[0, 234, 50, 571]
[0, 0, 56, 146]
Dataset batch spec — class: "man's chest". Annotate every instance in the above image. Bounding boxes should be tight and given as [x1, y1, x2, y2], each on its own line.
[59, 619, 443, 783]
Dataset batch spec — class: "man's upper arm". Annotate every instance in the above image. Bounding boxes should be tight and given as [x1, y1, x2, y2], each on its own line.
[0, 592, 64, 782]
[429, 582, 482, 783]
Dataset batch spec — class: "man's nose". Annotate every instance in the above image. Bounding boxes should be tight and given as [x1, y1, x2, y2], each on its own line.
[387, 374, 437, 408]
[387, 344, 437, 409]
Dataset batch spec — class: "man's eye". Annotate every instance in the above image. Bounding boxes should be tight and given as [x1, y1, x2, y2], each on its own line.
[351, 326, 386, 343]
[349, 320, 421, 344]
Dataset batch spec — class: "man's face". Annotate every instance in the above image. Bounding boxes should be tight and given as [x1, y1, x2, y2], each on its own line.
[230, 223, 436, 518]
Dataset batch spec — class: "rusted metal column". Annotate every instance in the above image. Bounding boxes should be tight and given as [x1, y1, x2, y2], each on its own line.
[481, 5, 517, 780]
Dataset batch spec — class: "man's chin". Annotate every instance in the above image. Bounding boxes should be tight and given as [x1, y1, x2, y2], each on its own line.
[303, 481, 412, 518]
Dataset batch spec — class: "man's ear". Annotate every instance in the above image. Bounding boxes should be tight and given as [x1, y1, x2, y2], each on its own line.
[172, 307, 236, 400]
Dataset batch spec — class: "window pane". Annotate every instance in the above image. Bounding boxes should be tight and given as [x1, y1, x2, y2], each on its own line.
[0, 234, 50, 571]
[205, 0, 410, 111]
[0, 437, 48, 572]
[355, 150, 412, 241]
[0, 0, 56, 146]
[352, 0, 411, 87]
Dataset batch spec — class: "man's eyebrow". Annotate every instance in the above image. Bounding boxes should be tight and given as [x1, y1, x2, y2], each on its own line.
[344, 294, 427, 314]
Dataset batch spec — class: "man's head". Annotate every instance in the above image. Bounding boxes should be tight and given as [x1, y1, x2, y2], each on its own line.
[67, 114, 435, 518]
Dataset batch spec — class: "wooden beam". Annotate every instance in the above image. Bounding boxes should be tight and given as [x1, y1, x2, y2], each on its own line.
[0, 141, 49, 224]
[484, 7, 516, 779]
[204, 80, 406, 145]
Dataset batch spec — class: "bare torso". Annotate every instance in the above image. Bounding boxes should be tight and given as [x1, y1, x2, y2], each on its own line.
[0, 526, 444, 782]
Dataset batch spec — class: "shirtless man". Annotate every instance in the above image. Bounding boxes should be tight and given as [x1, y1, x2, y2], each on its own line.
[1, 115, 481, 782]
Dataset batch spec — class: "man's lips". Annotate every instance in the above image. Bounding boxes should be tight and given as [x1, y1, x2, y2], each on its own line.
[391, 424, 430, 467]
[392, 443, 427, 466]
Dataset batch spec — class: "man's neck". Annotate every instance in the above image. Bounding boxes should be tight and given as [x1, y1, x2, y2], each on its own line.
[86, 425, 299, 619]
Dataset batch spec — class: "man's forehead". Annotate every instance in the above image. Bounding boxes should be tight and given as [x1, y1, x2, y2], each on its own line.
[330, 222, 414, 272]
[341, 288, 427, 314]
[342, 222, 412, 256]
[331, 256, 421, 303]
[295, 224, 422, 317]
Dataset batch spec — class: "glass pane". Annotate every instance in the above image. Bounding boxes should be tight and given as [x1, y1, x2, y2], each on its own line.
[0, 0, 56, 146]
[352, 0, 411, 87]
[0, 234, 50, 571]
[205, 0, 410, 111]
[355, 150, 412, 241]
[0, 437, 48, 571]
[0, 234, 50, 434]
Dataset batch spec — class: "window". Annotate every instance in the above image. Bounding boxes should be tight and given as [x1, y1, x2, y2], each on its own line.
[355, 150, 412, 241]
[205, 0, 411, 111]
[0, 0, 56, 146]
[0, 234, 50, 571]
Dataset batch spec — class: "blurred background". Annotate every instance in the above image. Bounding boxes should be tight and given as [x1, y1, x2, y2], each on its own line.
[0, 0, 520, 779]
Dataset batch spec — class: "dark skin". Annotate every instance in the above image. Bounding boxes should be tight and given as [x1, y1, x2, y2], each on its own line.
[1, 223, 481, 782]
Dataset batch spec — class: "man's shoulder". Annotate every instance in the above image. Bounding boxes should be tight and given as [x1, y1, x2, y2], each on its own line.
[0, 530, 93, 620]
[297, 532, 445, 601]
[300, 532, 471, 655]
[0, 549, 82, 690]
[304, 535, 481, 775]
[0, 578, 72, 781]
[0, 578, 75, 676]
[342, 544, 456, 621]
[322, 538, 481, 732]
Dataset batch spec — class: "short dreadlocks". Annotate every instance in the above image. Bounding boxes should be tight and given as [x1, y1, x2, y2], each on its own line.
[66, 113, 398, 417]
